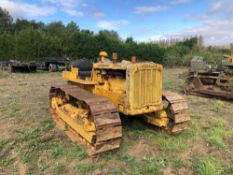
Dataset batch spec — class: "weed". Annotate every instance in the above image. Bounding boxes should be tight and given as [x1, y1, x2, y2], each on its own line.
[208, 135, 227, 150]
[21, 151, 39, 163]
[212, 99, 225, 112]
[143, 157, 159, 174]
[0, 157, 13, 166]
[52, 144, 65, 158]
[42, 119, 55, 132]
[187, 116, 204, 141]
[18, 128, 40, 141]
[153, 133, 188, 153]
[76, 163, 104, 174]
[173, 158, 185, 169]
[100, 151, 114, 161]
[0, 139, 8, 150]
[118, 154, 134, 162]
[55, 162, 65, 175]
[112, 167, 127, 175]
[205, 127, 233, 150]
[208, 118, 226, 128]
[12, 128, 22, 133]
[132, 156, 167, 175]
[157, 156, 168, 168]
[38, 163, 49, 173]
[66, 143, 87, 160]
[196, 156, 223, 175]
[6, 100, 21, 117]
[223, 166, 233, 174]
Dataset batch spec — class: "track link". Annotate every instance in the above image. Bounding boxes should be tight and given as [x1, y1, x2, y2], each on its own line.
[49, 84, 122, 156]
[162, 91, 190, 133]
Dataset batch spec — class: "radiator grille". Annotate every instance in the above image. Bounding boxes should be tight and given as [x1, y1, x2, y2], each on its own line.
[132, 65, 162, 108]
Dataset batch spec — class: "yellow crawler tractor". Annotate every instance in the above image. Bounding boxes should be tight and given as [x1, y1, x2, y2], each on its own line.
[49, 52, 190, 155]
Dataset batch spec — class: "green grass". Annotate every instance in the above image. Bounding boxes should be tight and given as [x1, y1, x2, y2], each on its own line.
[21, 151, 39, 163]
[18, 128, 40, 141]
[41, 119, 55, 132]
[52, 144, 66, 158]
[0, 139, 8, 150]
[55, 162, 66, 175]
[112, 167, 127, 175]
[6, 100, 21, 117]
[114, 152, 168, 175]
[0, 157, 14, 166]
[152, 132, 189, 153]
[123, 118, 151, 139]
[212, 99, 225, 112]
[76, 163, 104, 174]
[131, 156, 168, 175]
[206, 128, 233, 150]
[51, 142, 87, 160]
[66, 143, 87, 160]
[196, 157, 223, 175]
[187, 116, 232, 150]
[118, 154, 134, 162]
[223, 166, 233, 174]
[204, 118, 233, 150]
[173, 158, 185, 169]
[163, 78, 185, 94]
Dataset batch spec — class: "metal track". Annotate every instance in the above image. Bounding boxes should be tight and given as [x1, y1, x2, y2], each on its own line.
[49, 84, 122, 155]
[184, 73, 233, 100]
[163, 91, 190, 133]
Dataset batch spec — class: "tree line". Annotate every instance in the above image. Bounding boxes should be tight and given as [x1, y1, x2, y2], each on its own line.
[0, 7, 230, 66]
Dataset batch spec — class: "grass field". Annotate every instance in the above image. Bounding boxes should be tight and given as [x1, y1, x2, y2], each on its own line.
[0, 68, 233, 175]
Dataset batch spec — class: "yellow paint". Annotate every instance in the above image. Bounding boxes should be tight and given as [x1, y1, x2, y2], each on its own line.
[61, 51, 167, 128]
[51, 97, 96, 144]
[227, 55, 233, 63]
[144, 110, 168, 127]
[99, 51, 108, 63]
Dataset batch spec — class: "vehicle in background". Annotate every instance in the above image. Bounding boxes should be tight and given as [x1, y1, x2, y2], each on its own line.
[182, 55, 233, 100]
[40, 57, 71, 72]
[0, 60, 37, 73]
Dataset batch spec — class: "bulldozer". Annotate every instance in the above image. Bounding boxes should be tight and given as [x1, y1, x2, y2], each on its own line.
[49, 51, 190, 155]
[183, 55, 233, 99]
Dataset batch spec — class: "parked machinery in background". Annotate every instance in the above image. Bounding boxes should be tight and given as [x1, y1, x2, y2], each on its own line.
[183, 55, 233, 99]
[3, 60, 37, 73]
[49, 51, 190, 155]
[0, 61, 9, 71]
[41, 57, 71, 72]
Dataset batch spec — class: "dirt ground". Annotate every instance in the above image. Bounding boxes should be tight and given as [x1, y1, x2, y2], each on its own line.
[0, 68, 233, 175]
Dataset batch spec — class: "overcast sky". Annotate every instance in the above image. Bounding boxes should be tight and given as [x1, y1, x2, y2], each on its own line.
[0, 0, 232, 46]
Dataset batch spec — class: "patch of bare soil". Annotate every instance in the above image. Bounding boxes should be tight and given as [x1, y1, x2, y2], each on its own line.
[175, 167, 193, 175]
[127, 139, 159, 160]
[163, 163, 174, 175]
[172, 143, 207, 175]
[0, 115, 12, 140]
[12, 150, 26, 175]
[189, 143, 208, 159]
[104, 159, 129, 175]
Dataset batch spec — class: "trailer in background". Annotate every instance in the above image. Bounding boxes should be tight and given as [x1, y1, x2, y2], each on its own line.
[0, 60, 37, 73]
